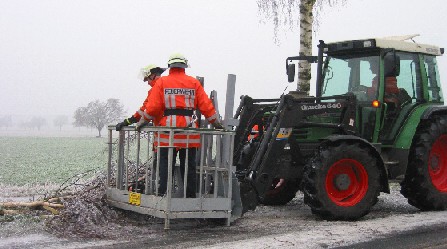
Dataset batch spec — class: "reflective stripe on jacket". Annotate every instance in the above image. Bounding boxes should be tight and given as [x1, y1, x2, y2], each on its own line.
[145, 68, 218, 148]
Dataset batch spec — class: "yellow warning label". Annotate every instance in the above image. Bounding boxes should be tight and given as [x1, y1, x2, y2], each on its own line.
[129, 192, 141, 206]
[276, 128, 292, 140]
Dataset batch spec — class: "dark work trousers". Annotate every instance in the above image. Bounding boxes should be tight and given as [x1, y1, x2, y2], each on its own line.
[158, 147, 197, 198]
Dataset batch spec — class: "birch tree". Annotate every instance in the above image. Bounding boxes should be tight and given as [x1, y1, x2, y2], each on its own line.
[257, 0, 346, 93]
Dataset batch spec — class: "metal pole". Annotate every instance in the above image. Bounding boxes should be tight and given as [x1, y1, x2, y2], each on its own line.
[201, 131, 210, 194]
[146, 131, 154, 195]
[224, 74, 236, 127]
[199, 135, 205, 197]
[227, 133, 235, 226]
[165, 129, 174, 230]
[150, 131, 154, 161]
[107, 129, 112, 187]
[117, 131, 125, 190]
[196, 76, 204, 128]
[135, 131, 141, 192]
[223, 74, 236, 174]
[316, 40, 326, 101]
[125, 130, 130, 190]
[214, 134, 221, 198]
[155, 132, 161, 196]
[184, 131, 190, 198]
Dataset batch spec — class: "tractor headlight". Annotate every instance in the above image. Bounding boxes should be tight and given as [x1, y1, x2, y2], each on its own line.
[363, 40, 373, 48]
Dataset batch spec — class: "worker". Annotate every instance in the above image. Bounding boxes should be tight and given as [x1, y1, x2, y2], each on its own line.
[366, 59, 409, 109]
[144, 53, 223, 198]
[115, 64, 166, 131]
[116, 64, 165, 193]
[248, 124, 259, 140]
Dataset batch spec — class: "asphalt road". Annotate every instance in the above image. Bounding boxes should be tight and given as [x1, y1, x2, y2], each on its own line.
[335, 224, 447, 249]
[94, 220, 447, 249]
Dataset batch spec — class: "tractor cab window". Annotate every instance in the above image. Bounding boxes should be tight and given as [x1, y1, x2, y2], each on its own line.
[379, 52, 420, 143]
[321, 55, 379, 101]
[424, 55, 444, 103]
[394, 52, 420, 104]
[321, 54, 380, 142]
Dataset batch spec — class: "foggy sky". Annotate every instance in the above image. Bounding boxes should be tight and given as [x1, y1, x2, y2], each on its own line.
[1, 0, 446, 119]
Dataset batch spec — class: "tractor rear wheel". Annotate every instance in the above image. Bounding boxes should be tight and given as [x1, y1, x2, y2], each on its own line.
[302, 142, 381, 220]
[401, 116, 447, 210]
[260, 178, 300, 205]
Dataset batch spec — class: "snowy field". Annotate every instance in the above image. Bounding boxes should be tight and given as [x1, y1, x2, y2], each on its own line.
[0, 135, 107, 187]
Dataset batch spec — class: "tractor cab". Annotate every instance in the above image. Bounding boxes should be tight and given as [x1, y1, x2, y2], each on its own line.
[288, 35, 444, 145]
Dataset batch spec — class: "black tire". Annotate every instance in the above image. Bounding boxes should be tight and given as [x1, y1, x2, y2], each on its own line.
[302, 142, 381, 220]
[401, 116, 447, 210]
[260, 179, 300, 206]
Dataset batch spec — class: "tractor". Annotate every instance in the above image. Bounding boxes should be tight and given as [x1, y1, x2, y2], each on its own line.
[234, 35, 447, 220]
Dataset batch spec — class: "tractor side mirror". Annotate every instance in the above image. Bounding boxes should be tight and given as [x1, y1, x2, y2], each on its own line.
[287, 63, 296, 83]
[384, 51, 400, 77]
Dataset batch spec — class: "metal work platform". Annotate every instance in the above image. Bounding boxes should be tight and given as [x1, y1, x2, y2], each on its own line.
[106, 126, 239, 229]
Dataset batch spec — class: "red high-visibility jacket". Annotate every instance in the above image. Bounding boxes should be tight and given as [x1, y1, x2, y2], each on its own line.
[145, 68, 219, 148]
[367, 76, 401, 108]
[133, 78, 162, 123]
[133, 88, 154, 121]
[248, 125, 259, 140]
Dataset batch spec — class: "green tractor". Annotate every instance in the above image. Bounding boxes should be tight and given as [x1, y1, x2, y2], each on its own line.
[234, 35, 447, 220]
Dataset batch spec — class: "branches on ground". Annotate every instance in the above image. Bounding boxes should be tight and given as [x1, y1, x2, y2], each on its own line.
[52, 168, 101, 198]
[0, 168, 103, 217]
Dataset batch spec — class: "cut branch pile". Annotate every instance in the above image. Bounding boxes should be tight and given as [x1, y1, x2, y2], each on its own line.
[0, 169, 99, 218]
[3, 136, 163, 238]
[44, 172, 129, 238]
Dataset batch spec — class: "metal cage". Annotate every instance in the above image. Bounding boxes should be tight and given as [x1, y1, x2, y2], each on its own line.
[106, 126, 236, 229]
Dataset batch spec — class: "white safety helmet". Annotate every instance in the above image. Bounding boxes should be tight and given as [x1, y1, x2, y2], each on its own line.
[167, 53, 189, 68]
[139, 64, 166, 80]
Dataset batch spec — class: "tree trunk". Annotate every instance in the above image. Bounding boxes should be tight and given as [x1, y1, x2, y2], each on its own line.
[0, 201, 64, 209]
[298, 0, 315, 94]
[97, 124, 104, 137]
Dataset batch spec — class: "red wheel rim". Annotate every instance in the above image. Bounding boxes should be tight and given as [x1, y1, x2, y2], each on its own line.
[325, 159, 369, 207]
[429, 134, 447, 192]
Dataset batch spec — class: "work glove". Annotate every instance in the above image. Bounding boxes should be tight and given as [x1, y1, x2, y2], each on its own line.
[115, 121, 127, 131]
[136, 119, 152, 131]
[116, 116, 138, 131]
[212, 120, 224, 130]
[128, 179, 146, 193]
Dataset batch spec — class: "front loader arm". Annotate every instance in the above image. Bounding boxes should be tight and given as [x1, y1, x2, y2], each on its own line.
[235, 93, 357, 213]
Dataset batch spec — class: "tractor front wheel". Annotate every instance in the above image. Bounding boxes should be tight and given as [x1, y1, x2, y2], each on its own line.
[401, 116, 447, 210]
[302, 142, 381, 220]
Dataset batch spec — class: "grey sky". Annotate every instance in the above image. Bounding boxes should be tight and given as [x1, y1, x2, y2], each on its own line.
[1, 0, 446, 118]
